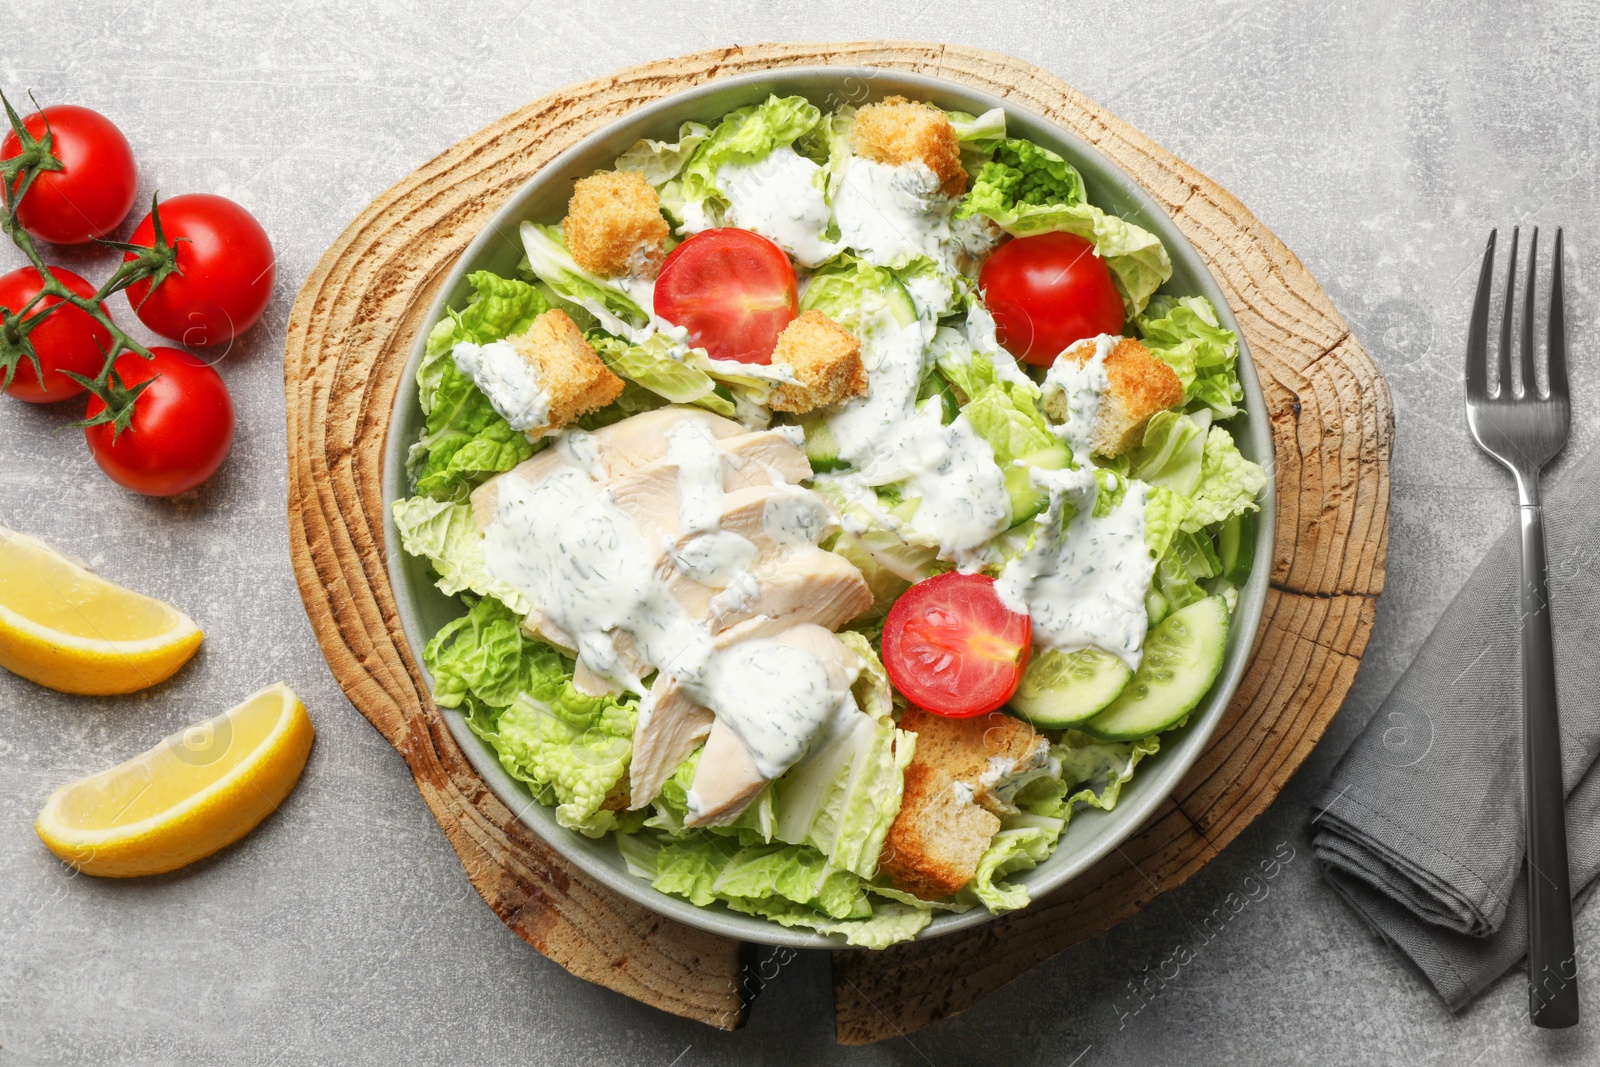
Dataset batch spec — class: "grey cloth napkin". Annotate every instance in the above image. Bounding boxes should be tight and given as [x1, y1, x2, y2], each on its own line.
[1311, 443, 1600, 1010]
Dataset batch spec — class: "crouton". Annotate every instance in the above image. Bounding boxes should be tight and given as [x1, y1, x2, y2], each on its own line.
[767, 311, 868, 414]
[1049, 336, 1184, 457]
[876, 708, 1054, 900]
[878, 762, 1001, 899]
[850, 96, 967, 197]
[506, 309, 624, 428]
[563, 171, 670, 277]
[897, 707, 1054, 816]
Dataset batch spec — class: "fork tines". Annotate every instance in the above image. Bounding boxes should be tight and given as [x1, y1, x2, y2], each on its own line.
[1468, 226, 1568, 404]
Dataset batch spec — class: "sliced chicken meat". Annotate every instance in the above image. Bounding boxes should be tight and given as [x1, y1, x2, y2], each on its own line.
[626, 673, 715, 809]
[628, 614, 868, 810]
[701, 547, 873, 634]
[470, 405, 747, 530]
[683, 623, 864, 827]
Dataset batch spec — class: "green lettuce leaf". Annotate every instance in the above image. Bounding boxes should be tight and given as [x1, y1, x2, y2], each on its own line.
[391, 496, 530, 615]
[961, 138, 1086, 217]
[799, 255, 903, 332]
[1181, 425, 1268, 533]
[1153, 528, 1222, 615]
[961, 383, 1057, 467]
[409, 271, 548, 500]
[969, 733, 1159, 911]
[423, 596, 635, 836]
[421, 271, 553, 387]
[828, 531, 914, 620]
[769, 642, 913, 878]
[1014, 731, 1162, 822]
[650, 838, 871, 922]
[810, 901, 933, 947]
[1143, 485, 1191, 560]
[956, 139, 1171, 317]
[932, 333, 1027, 403]
[657, 94, 822, 230]
[518, 222, 649, 337]
[969, 814, 1063, 912]
[590, 333, 735, 415]
[946, 106, 1008, 177]
[614, 120, 712, 185]
[1128, 409, 1211, 495]
[1136, 295, 1244, 417]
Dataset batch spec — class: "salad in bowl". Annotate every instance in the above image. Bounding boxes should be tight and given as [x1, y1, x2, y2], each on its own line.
[391, 87, 1267, 948]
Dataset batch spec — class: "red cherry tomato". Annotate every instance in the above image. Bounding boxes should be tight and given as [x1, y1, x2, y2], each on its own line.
[84, 347, 234, 497]
[122, 194, 275, 347]
[653, 228, 798, 364]
[979, 232, 1125, 366]
[1, 105, 137, 244]
[882, 571, 1032, 717]
[0, 267, 110, 403]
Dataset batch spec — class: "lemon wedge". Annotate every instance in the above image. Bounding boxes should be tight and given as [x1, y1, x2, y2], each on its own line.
[0, 527, 203, 695]
[35, 682, 314, 877]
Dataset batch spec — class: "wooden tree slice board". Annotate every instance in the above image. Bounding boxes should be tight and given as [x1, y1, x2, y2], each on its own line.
[284, 41, 1390, 1044]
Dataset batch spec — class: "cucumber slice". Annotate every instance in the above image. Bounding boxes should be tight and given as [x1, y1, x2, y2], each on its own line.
[883, 277, 919, 327]
[1004, 441, 1071, 528]
[1079, 596, 1229, 741]
[1009, 647, 1133, 728]
[803, 420, 847, 473]
[1218, 512, 1256, 584]
[917, 370, 960, 423]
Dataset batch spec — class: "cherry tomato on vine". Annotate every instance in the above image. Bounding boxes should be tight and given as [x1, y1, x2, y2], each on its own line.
[654, 228, 797, 364]
[979, 232, 1125, 367]
[84, 348, 234, 497]
[882, 571, 1032, 718]
[122, 194, 275, 347]
[0, 266, 110, 403]
[1, 105, 138, 245]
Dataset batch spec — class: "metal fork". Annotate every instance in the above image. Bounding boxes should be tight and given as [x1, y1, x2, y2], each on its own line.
[1466, 226, 1578, 1028]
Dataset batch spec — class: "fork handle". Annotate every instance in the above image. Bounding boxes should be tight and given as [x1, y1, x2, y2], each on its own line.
[1519, 501, 1579, 1027]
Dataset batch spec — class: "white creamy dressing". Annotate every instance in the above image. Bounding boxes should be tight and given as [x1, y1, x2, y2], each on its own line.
[714, 146, 840, 268]
[951, 212, 1004, 260]
[487, 463, 667, 691]
[902, 270, 958, 321]
[819, 306, 1011, 568]
[482, 417, 856, 787]
[451, 340, 551, 434]
[666, 421, 730, 533]
[680, 639, 857, 779]
[996, 467, 1155, 670]
[673, 196, 721, 235]
[616, 274, 657, 317]
[762, 490, 831, 548]
[1042, 333, 1115, 459]
[979, 749, 1061, 812]
[960, 303, 1037, 389]
[831, 157, 961, 273]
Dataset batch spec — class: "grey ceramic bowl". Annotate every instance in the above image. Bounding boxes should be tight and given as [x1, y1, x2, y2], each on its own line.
[383, 67, 1276, 948]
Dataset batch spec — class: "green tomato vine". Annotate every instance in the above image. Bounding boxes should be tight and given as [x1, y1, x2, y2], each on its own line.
[0, 89, 184, 433]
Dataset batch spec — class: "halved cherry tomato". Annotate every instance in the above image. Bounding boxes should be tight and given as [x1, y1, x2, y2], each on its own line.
[882, 571, 1032, 717]
[979, 231, 1125, 366]
[0, 105, 138, 245]
[653, 228, 797, 364]
[0, 266, 110, 402]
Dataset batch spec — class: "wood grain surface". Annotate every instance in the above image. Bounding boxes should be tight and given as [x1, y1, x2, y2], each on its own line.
[283, 41, 1390, 1043]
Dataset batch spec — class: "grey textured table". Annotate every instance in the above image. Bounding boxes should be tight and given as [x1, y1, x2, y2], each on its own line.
[3, 3, 1597, 1064]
